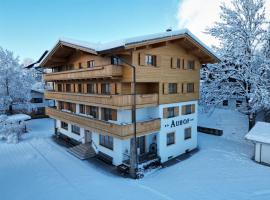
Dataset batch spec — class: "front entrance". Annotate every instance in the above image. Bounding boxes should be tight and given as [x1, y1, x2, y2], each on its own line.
[84, 130, 92, 143]
[137, 136, 145, 155]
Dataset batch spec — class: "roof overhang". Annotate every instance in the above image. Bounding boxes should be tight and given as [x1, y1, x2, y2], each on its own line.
[40, 40, 97, 67]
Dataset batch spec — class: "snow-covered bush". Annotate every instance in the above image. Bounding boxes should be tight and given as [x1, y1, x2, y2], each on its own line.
[0, 116, 26, 144]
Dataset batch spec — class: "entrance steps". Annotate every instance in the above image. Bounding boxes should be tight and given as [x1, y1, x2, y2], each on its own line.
[67, 142, 96, 160]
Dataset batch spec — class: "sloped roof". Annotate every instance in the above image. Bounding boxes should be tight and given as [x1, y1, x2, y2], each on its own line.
[245, 122, 270, 144]
[41, 29, 219, 66]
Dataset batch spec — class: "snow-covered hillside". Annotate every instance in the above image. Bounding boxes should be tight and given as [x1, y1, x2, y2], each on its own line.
[0, 117, 270, 200]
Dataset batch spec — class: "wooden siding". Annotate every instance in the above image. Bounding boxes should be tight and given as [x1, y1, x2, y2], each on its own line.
[46, 107, 160, 139]
[44, 65, 123, 81]
[45, 91, 158, 109]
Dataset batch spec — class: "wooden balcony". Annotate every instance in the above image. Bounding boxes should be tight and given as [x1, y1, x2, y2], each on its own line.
[45, 91, 158, 109]
[44, 65, 123, 81]
[46, 107, 161, 139]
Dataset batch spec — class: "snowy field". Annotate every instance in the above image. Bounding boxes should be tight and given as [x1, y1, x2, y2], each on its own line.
[1, 116, 270, 200]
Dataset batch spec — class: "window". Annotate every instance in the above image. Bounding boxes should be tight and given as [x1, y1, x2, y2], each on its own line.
[168, 107, 175, 118]
[61, 121, 68, 130]
[79, 104, 85, 114]
[78, 62, 82, 69]
[187, 83, 194, 93]
[86, 106, 98, 118]
[163, 106, 178, 118]
[78, 84, 82, 93]
[87, 60, 95, 68]
[58, 101, 64, 110]
[167, 132, 175, 146]
[66, 84, 71, 92]
[87, 83, 95, 94]
[67, 64, 74, 71]
[101, 108, 117, 121]
[99, 134, 113, 150]
[236, 100, 242, 108]
[31, 98, 43, 103]
[223, 100, 228, 106]
[71, 125, 80, 135]
[182, 104, 195, 115]
[101, 83, 110, 94]
[177, 58, 181, 68]
[57, 84, 62, 92]
[168, 83, 177, 94]
[187, 60, 195, 70]
[184, 127, 192, 140]
[111, 56, 122, 65]
[67, 102, 76, 113]
[145, 55, 156, 66]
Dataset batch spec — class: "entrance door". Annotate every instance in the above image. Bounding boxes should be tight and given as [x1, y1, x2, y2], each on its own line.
[137, 136, 146, 155]
[84, 130, 92, 143]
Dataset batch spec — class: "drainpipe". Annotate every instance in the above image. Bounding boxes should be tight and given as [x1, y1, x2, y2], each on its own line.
[113, 55, 138, 179]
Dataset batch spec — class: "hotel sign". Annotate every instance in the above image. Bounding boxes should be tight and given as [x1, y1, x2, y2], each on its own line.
[164, 118, 194, 128]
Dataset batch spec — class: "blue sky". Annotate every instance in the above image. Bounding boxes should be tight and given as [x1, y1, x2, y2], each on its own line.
[0, 0, 179, 61]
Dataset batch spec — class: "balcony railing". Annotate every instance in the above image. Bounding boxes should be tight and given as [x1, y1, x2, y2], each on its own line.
[44, 65, 123, 81]
[46, 107, 161, 139]
[45, 91, 158, 109]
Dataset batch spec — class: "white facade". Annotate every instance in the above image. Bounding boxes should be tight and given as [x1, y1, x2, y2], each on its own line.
[56, 100, 198, 166]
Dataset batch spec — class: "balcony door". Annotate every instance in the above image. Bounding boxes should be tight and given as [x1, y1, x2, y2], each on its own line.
[137, 136, 145, 155]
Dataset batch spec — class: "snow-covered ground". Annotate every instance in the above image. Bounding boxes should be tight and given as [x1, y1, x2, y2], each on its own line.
[199, 107, 249, 143]
[1, 116, 270, 200]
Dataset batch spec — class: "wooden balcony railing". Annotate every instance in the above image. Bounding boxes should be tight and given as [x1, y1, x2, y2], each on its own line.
[45, 91, 158, 109]
[46, 107, 160, 139]
[44, 65, 123, 81]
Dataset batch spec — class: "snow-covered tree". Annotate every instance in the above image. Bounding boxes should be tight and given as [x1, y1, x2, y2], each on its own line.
[201, 0, 269, 129]
[0, 47, 34, 114]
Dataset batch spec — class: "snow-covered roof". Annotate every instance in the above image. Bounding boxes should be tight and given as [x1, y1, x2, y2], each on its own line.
[245, 122, 270, 144]
[41, 29, 219, 66]
[6, 114, 31, 123]
[31, 82, 44, 93]
[60, 29, 217, 55]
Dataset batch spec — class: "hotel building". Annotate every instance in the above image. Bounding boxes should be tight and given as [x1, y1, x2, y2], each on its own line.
[40, 29, 218, 171]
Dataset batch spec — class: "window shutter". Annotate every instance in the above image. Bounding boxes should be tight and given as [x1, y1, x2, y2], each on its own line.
[194, 82, 199, 93]
[163, 108, 168, 118]
[172, 57, 177, 69]
[174, 107, 179, 117]
[156, 55, 162, 67]
[177, 83, 182, 93]
[139, 53, 145, 66]
[194, 61, 200, 70]
[183, 59, 187, 69]
[182, 106, 186, 115]
[97, 83, 101, 94]
[163, 83, 168, 94]
[111, 109, 117, 121]
[182, 83, 187, 93]
[191, 104, 196, 113]
[110, 83, 116, 94]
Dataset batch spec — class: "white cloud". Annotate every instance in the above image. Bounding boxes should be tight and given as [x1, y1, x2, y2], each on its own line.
[176, 0, 270, 47]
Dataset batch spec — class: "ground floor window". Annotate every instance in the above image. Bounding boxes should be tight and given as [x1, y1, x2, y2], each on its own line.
[99, 134, 113, 150]
[167, 132, 175, 146]
[61, 121, 68, 130]
[184, 127, 192, 140]
[71, 125, 80, 135]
